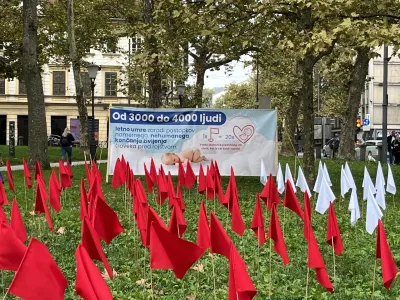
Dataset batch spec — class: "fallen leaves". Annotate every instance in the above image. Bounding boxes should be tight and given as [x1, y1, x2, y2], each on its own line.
[56, 227, 65, 234]
[102, 269, 119, 280]
[191, 263, 204, 273]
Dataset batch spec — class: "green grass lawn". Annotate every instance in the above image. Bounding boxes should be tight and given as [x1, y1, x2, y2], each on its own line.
[0, 145, 108, 165]
[0, 158, 399, 299]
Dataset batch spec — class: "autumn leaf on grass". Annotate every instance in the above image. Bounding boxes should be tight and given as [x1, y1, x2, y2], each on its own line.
[154, 289, 164, 295]
[187, 294, 196, 300]
[102, 269, 119, 280]
[136, 279, 146, 285]
[191, 264, 204, 273]
[29, 211, 35, 216]
[56, 227, 66, 235]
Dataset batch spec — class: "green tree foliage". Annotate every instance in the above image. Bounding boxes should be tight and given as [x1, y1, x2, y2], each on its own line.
[214, 82, 256, 109]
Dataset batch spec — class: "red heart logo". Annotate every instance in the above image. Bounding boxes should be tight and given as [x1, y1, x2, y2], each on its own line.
[233, 125, 255, 144]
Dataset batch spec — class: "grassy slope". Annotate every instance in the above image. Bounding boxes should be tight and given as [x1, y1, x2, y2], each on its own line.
[0, 158, 399, 299]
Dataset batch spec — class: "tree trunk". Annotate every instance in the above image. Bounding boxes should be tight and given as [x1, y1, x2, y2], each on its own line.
[67, 0, 89, 150]
[280, 93, 300, 156]
[194, 63, 206, 108]
[299, 54, 315, 185]
[22, 0, 50, 169]
[337, 47, 370, 159]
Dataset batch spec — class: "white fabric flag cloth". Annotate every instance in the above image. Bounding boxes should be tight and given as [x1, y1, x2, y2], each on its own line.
[348, 188, 360, 226]
[323, 163, 332, 186]
[362, 167, 375, 200]
[277, 162, 285, 194]
[260, 159, 267, 186]
[285, 163, 296, 192]
[375, 162, 386, 194]
[387, 164, 396, 195]
[345, 162, 356, 189]
[375, 184, 386, 210]
[341, 165, 352, 197]
[366, 186, 383, 234]
[315, 176, 336, 214]
[313, 161, 324, 193]
[296, 166, 312, 198]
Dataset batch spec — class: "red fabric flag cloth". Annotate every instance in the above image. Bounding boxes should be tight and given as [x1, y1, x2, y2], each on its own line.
[112, 158, 125, 189]
[134, 195, 148, 247]
[150, 158, 158, 184]
[210, 212, 231, 258]
[144, 163, 154, 193]
[178, 159, 186, 187]
[283, 181, 304, 220]
[228, 243, 257, 300]
[326, 202, 344, 256]
[376, 220, 398, 289]
[11, 198, 28, 243]
[75, 244, 113, 300]
[8, 238, 68, 300]
[268, 205, 289, 265]
[22, 159, 32, 189]
[185, 161, 196, 190]
[197, 164, 206, 194]
[121, 155, 127, 174]
[174, 182, 185, 212]
[223, 168, 245, 235]
[34, 160, 42, 181]
[66, 160, 73, 178]
[135, 179, 149, 208]
[157, 167, 168, 205]
[81, 217, 113, 280]
[307, 220, 334, 293]
[59, 160, 72, 189]
[34, 176, 54, 231]
[0, 206, 8, 223]
[0, 179, 9, 206]
[84, 160, 91, 184]
[93, 196, 125, 244]
[206, 166, 215, 200]
[145, 207, 167, 247]
[0, 222, 27, 271]
[251, 193, 266, 246]
[168, 203, 187, 238]
[49, 169, 62, 212]
[80, 179, 89, 221]
[167, 172, 176, 208]
[303, 192, 312, 242]
[87, 174, 105, 203]
[91, 161, 103, 183]
[197, 200, 210, 249]
[260, 174, 281, 210]
[150, 221, 206, 279]
[6, 160, 15, 194]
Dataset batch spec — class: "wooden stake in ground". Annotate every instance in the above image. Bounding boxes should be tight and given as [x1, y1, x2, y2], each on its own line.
[269, 238, 272, 299]
[305, 267, 310, 299]
[211, 254, 217, 300]
[331, 237, 336, 281]
[371, 259, 377, 299]
[98, 147, 104, 171]
[24, 177, 27, 211]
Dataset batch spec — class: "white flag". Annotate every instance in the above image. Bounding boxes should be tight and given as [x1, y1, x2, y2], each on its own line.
[366, 186, 383, 235]
[348, 188, 360, 226]
[362, 167, 375, 200]
[387, 164, 396, 195]
[315, 176, 336, 214]
[375, 184, 386, 210]
[260, 159, 267, 186]
[296, 166, 312, 198]
[277, 163, 285, 194]
[375, 162, 386, 194]
[323, 163, 332, 186]
[341, 165, 352, 197]
[313, 161, 324, 193]
[345, 162, 356, 189]
[285, 163, 296, 192]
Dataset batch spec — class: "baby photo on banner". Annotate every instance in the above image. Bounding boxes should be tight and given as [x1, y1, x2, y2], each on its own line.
[108, 107, 277, 176]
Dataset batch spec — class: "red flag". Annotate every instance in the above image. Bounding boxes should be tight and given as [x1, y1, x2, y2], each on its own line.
[49, 169, 62, 212]
[157, 167, 168, 205]
[112, 158, 125, 189]
[22, 159, 32, 189]
[135, 179, 149, 209]
[81, 217, 113, 280]
[178, 159, 186, 187]
[0, 222, 26, 271]
[210, 212, 231, 258]
[283, 181, 303, 220]
[75, 244, 113, 300]
[11, 199, 27, 243]
[34, 176, 54, 231]
[326, 202, 344, 256]
[84, 160, 91, 184]
[145, 207, 167, 247]
[8, 238, 68, 300]
[231, 192, 245, 236]
[167, 172, 176, 208]
[34, 160, 42, 180]
[307, 220, 333, 292]
[198, 164, 206, 194]
[150, 221, 206, 279]
[6, 160, 15, 193]
[251, 193, 266, 246]
[80, 179, 88, 221]
[197, 200, 210, 249]
[168, 203, 187, 238]
[303, 192, 312, 242]
[228, 243, 257, 300]
[93, 196, 125, 244]
[121, 155, 127, 173]
[91, 161, 103, 183]
[206, 166, 215, 200]
[260, 174, 281, 210]
[59, 160, 72, 189]
[144, 163, 154, 193]
[174, 182, 185, 212]
[87, 174, 104, 203]
[0, 179, 8, 206]
[268, 205, 289, 265]
[376, 220, 398, 289]
[66, 160, 73, 178]
[134, 195, 148, 247]
[185, 161, 196, 190]
[150, 158, 157, 184]
[0, 206, 8, 223]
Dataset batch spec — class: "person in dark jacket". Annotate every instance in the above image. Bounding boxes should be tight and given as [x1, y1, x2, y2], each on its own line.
[393, 135, 400, 165]
[60, 128, 75, 164]
[387, 130, 396, 164]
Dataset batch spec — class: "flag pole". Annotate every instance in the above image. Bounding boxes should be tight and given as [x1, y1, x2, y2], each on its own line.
[257, 229, 260, 280]
[98, 147, 103, 171]
[150, 266, 154, 300]
[331, 237, 336, 280]
[305, 267, 310, 299]
[269, 237, 272, 300]
[371, 258, 377, 299]
[282, 207, 286, 237]
[24, 177, 27, 211]
[211, 254, 217, 300]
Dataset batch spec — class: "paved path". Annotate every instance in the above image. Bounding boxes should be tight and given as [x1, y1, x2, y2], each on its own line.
[0, 160, 107, 172]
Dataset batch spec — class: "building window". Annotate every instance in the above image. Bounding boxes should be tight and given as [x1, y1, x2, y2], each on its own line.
[80, 72, 92, 97]
[131, 37, 143, 52]
[105, 72, 117, 96]
[0, 79, 5, 94]
[19, 80, 26, 95]
[52, 71, 66, 95]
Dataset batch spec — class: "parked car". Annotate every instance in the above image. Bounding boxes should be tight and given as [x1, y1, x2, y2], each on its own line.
[48, 134, 61, 146]
[355, 140, 382, 160]
[322, 139, 335, 158]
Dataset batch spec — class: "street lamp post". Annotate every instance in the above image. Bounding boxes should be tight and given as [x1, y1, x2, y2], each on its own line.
[87, 63, 100, 163]
[176, 84, 185, 108]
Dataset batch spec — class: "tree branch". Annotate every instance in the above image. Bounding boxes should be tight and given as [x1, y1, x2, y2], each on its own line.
[313, 39, 337, 64]
[206, 46, 259, 69]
